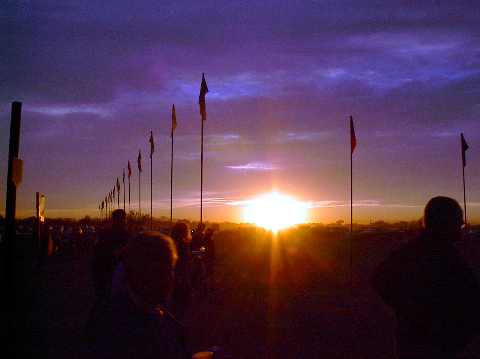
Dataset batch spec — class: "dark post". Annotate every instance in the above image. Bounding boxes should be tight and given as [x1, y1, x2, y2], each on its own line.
[6, 101, 22, 257]
[5, 101, 22, 350]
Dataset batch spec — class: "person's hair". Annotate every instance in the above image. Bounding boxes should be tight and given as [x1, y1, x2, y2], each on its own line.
[120, 231, 178, 304]
[423, 196, 463, 234]
[171, 222, 190, 243]
[112, 209, 126, 226]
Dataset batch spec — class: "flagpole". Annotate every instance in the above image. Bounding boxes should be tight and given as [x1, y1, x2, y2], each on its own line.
[150, 150, 153, 230]
[139, 169, 141, 216]
[171, 130, 174, 225]
[462, 157, 467, 227]
[349, 116, 356, 293]
[200, 116, 204, 224]
[350, 136, 353, 291]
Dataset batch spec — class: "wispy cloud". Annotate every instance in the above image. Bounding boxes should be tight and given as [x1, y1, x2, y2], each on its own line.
[26, 104, 110, 118]
[225, 161, 281, 171]
[309, 200, 423, 208]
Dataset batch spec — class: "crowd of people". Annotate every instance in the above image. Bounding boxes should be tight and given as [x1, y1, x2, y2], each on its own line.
[76, 197, 480, 359]
[84, 209, 216, 358]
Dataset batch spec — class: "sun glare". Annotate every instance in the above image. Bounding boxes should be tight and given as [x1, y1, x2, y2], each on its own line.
[243, 191, 309, 232]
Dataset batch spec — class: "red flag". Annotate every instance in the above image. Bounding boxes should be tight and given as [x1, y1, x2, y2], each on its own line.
[149, 131, 154, 159]
[172, 104, 177, 134]
[350, 116, 357, 154]
[461, 133, 469, 168]
[138, 150, 142, 172]
[199, 73, 209, 121]
[128, 160, 132, 178]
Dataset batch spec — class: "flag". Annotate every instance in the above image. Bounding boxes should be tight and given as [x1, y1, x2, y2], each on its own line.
[128, 160, 132, 178]
[199, 73, 209, 121]
[350, 116, 357, 154]
[123, 169, 125, 184]
[172, 104, 177, 134]
[116, 177, 120, 192]
[138, 150, 142, 172]
[149, 131, 154, 159]
[461, 133, 469, 168]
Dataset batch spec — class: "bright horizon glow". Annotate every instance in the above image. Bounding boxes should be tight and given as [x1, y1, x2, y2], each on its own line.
[243, 191, 309, 232]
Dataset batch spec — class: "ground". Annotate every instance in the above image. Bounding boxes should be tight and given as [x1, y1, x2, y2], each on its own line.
[29, 227, 480, 358]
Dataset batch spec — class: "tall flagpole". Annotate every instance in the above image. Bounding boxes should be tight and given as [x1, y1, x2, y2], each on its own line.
[123, 170, 126, 212]
[138, 150, 142, 216]
[149, 131, 154, 230]
[199, 74, 208, 224]
[128, 161, 131, 212]
[461, 133, 468, 226]
[171, 131, 174, 224]
[463, 162, 467, 224]
[150, 154, 153, 229]
[349, 116, 356, 292]
[170, 104, 177, 226]
[117, 178, 120, 208]
[200, 117, 204, 224]
[139, 169, 141, 215]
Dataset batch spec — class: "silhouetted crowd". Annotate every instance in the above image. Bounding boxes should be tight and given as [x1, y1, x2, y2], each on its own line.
[84, 210, 216, 358]
[79, 197, 480, 359]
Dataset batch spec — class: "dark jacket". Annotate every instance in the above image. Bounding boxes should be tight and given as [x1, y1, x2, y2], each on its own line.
[86, 290, 189, 359]
[372, 233, 480, 357]
[92, 227, 130, 298]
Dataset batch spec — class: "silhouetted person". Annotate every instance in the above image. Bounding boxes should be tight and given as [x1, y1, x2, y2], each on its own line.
[86, 231, 189, 359]
[85, 209, 130, 339]
[170, 222, 192, 319]
[92, 209, 130, 299]
[372, 196, 480, 359]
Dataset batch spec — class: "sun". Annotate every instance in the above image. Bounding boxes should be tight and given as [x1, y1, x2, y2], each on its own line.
[243, 191, 309, 232]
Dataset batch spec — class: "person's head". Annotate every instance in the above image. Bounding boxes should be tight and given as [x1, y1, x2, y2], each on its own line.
[423, 196, 463, 241]
[120, 231, 178, 307]
[170, 222, 191, 244]
[112, 209, 126, 229]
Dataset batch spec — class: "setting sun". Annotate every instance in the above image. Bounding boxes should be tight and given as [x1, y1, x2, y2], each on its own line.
[243, 192, 309, 232]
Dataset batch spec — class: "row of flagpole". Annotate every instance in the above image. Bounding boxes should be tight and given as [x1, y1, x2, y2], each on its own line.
[97, 72, 470, 244]
[348, 117, 470, 288]
[98, 73, 208, 228]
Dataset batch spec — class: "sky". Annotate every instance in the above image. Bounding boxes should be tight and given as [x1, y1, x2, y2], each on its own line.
[1, 1, 480, 223]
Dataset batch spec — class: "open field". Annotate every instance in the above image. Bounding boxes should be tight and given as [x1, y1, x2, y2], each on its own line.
[27, 225, 480, 358]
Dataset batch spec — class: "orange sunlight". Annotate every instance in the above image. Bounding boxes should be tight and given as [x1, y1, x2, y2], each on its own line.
[243, 191, 309, 232]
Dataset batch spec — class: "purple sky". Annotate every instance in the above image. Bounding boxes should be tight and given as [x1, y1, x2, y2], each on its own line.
[1, 1, 479, 222]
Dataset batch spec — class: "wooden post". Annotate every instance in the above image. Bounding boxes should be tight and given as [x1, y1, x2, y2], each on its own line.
[5, 101, 22, 350]
[6, 101, 22, 261]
